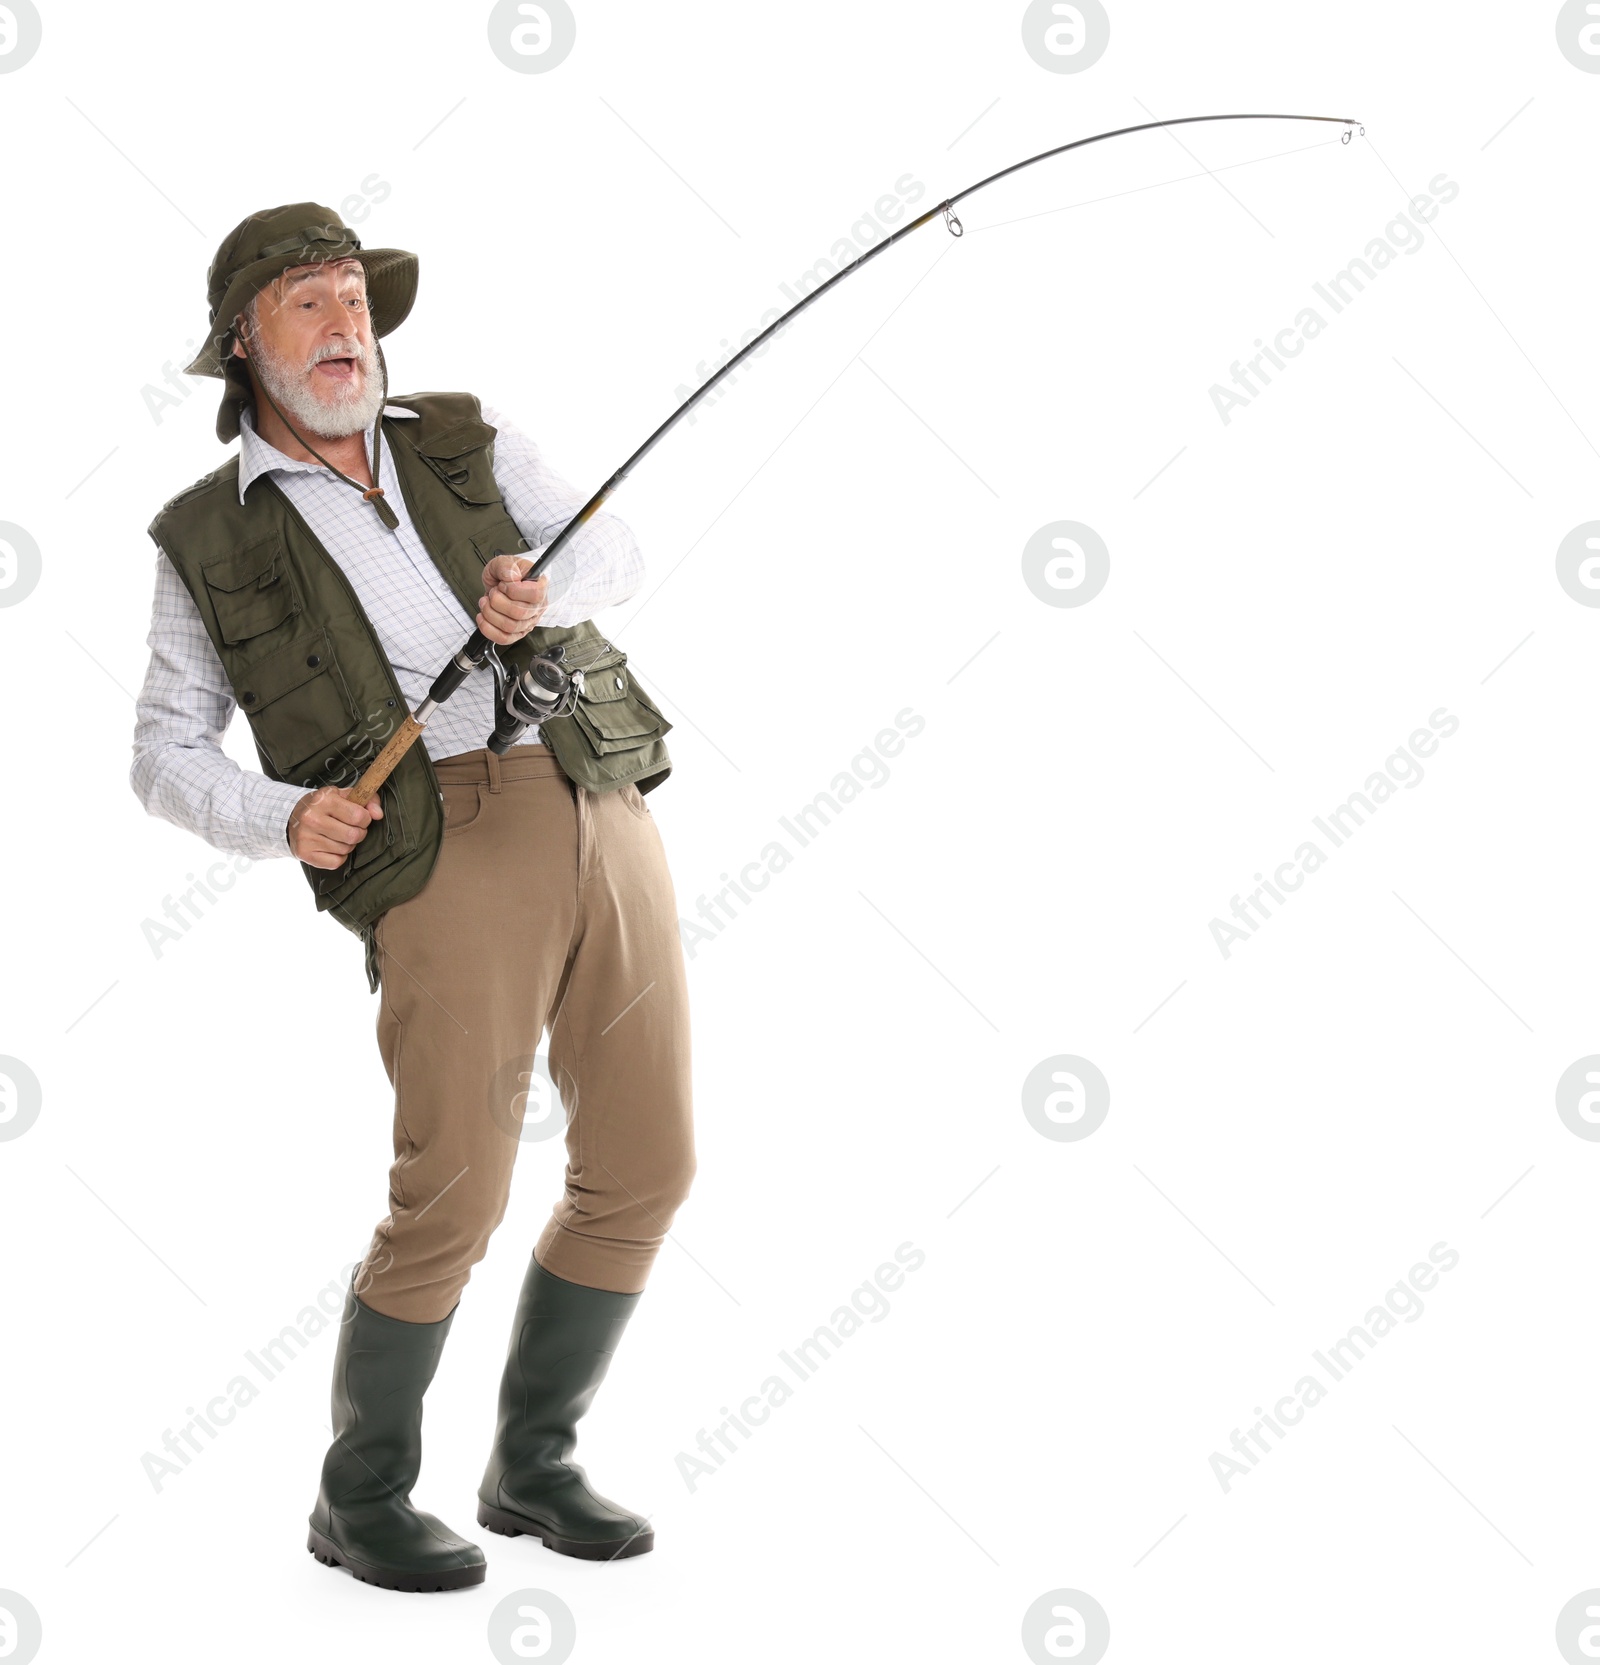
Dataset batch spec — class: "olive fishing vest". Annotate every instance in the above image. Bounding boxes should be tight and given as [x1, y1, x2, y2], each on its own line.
[146, 391, 672, 994]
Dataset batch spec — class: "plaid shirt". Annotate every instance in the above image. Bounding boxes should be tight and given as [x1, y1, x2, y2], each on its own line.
[130, 402, 644, 860]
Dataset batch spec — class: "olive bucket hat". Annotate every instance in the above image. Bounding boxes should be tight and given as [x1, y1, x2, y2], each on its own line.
[182, 200, 418, 443]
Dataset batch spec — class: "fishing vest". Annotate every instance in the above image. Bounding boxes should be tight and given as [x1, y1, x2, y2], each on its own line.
[146, 391, 672, 994]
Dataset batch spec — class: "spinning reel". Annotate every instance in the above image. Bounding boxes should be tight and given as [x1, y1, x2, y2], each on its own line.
[484, 642, 586, 756]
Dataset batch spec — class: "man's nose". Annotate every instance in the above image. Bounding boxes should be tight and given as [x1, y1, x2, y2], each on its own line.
[319, 320, 364, 355]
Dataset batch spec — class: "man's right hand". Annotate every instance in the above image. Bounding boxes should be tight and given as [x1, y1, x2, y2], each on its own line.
[288, 786, 383, 869]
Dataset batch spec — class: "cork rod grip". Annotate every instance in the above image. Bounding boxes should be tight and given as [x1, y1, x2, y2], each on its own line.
[346, 714, 426, 807]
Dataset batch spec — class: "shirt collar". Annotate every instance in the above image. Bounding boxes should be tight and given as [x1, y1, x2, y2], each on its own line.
[237, 402, 420, 503]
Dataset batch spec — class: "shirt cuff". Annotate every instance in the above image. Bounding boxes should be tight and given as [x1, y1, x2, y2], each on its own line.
[245, 774, 314, 861]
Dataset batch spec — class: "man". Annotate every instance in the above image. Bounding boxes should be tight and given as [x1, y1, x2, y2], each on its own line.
[130, 203, 695, 1591]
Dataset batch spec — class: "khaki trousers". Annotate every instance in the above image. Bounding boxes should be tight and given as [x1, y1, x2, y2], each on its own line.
[353, 744, 695, 1324]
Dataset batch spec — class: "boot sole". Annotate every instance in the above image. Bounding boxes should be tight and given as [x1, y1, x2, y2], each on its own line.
[306, 1526, 486, 1592]
[476, 1501, 654, 1560]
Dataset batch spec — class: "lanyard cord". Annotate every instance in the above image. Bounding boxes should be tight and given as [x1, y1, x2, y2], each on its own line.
[239, 335, 401, 530]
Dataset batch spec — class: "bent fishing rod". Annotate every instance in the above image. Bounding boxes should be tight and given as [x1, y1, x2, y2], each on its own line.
[346, 110, 1364, 806]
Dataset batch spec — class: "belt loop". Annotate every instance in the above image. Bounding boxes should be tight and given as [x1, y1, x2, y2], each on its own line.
[485, 747, 502, 793]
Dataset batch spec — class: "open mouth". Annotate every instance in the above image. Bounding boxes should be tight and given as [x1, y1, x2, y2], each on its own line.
[313, 356, 359, 382]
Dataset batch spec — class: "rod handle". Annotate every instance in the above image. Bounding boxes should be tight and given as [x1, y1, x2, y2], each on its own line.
[347, 714, 426, 807]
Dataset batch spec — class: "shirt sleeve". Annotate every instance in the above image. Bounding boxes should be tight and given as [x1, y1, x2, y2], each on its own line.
[481, 403, 646, 627]
[128, 549, 310, 861]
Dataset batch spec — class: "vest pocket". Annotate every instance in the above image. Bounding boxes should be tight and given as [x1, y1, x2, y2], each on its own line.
[413, 417, 502, 505]
[524, 629, 673, 794]
[234, 626, 362, 786]
[568, 651, 672, 756]
[201, 536, 299, 643]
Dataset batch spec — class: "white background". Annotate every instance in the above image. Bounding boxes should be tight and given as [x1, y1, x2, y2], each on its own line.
[1, 1, 1597, 1661]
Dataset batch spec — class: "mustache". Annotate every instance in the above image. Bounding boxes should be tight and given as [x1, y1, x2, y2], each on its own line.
[305, 341, 370, 371]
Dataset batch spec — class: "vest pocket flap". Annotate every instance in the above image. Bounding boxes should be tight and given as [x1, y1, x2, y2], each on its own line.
[578, 662, 634, 703]
[574, 703, 661, 745]
[415, 434, 500, 504]
[415, 417, 497, 459]
[202, 537, 280, 591]
[237, 634, 330, 709]
[201, 537, 297, 643]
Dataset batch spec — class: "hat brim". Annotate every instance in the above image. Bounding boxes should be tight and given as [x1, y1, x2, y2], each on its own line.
[182, 246, 417, 379]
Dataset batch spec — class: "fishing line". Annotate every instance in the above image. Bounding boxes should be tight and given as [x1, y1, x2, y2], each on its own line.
[345, 111, 1363, 800]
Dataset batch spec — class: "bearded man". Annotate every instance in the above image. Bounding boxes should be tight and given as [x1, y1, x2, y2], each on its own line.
[130, 203, 695, 1591]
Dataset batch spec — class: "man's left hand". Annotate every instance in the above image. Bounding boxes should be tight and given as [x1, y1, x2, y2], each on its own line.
[476, 554, 549, 645]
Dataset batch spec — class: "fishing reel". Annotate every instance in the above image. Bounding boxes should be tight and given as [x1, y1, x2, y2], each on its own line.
[485, 642, 585, 755]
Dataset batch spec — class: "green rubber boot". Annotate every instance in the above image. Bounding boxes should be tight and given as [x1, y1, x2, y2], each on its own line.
[307, 1282, 487, 1592]
[477, 1256, 654, 1561]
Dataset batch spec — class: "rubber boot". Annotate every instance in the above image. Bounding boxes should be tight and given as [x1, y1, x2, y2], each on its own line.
[307, 1281, 487, 1591]
[477, 1256, 654, 1560]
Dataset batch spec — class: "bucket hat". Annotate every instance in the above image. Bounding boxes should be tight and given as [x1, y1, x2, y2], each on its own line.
[183, 201, 417, 442]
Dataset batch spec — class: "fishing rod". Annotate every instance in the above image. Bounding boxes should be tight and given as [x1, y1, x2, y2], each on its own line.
[346, 110, 1364, 805]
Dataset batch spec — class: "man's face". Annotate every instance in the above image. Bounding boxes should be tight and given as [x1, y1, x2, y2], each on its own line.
[231, 258, 382, 439]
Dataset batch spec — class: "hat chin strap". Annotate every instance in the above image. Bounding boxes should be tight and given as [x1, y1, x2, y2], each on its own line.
[238, 334, 400, 531]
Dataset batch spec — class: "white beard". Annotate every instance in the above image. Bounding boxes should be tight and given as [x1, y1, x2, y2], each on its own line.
[248, 331, 386, 440]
